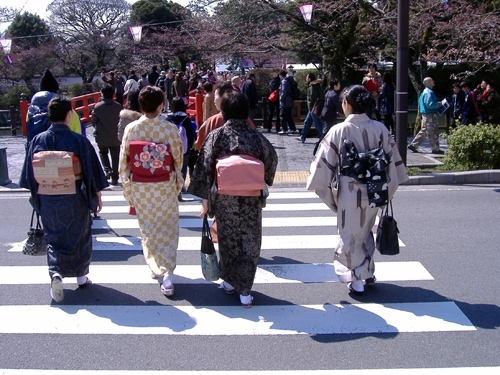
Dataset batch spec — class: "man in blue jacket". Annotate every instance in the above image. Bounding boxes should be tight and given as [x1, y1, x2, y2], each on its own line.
[278, 70, 298, 134]
[408, 77, 444, 154]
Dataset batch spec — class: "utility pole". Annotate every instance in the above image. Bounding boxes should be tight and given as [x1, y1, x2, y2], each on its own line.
[396, 0, 410, 165]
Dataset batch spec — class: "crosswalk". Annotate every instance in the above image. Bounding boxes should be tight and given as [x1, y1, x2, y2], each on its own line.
[1, 189, 484, 371]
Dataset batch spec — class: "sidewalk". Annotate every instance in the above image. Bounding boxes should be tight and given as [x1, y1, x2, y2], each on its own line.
[1, 126, 499, 193]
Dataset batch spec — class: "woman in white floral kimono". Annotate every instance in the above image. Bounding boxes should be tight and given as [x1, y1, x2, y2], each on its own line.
[307, 85, 408, 295]
[119, 86, 184, 297]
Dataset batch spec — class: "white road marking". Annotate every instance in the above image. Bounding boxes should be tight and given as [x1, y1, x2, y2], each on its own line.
[0, 302, 475, 335]
[99, 202, 329, 214]
[101, 192, 320, 202]
[8, 234, 405, 252]
[91, 216, 337, 229]
[0, 262, 431, 285]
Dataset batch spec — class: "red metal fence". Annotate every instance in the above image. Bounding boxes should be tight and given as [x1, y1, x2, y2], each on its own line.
[19, 92, 204, 136]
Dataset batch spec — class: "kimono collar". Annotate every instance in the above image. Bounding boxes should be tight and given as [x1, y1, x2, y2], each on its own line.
[49, 123, 70, 131]
[224, 119, 248, 128]
[345, 113, 370, 124]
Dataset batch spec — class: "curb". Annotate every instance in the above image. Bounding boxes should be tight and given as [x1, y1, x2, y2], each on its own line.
[403, 170, 500, 185]
[2, 170, 500, 193]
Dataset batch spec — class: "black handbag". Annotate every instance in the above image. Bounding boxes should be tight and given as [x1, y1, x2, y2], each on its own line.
[22, 209, 47, 256]
[200, 215, 220, 281]
[375, 201, 400, 255]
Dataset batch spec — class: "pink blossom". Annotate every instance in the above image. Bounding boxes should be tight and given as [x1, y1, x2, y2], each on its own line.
[151, 160, 163, 169]
[155, 144, 167, 154]
[139, 151, 150, 162]
[134, 161, 141, 167]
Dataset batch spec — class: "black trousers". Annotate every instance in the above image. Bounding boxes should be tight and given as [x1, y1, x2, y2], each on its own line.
[280, 106, 296, 132]
[267, 101, 281, 131]
[98, 145, 120, 181]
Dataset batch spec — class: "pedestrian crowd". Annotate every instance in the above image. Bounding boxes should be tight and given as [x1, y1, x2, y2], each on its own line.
[24, 60, 498, 308]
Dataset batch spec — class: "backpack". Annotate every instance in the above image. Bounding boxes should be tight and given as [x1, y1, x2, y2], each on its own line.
[287, 76, 300, 100]
[167, 115, 189, 154]
[27, 104, 50, 143]
[156, 76, 166, 91]
[176, 124, 188, 154]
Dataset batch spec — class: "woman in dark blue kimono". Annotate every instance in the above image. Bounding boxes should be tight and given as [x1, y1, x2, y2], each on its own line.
[20, 97, 109, 302]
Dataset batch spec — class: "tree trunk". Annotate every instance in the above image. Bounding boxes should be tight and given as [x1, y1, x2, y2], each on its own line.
[408, 67, 422, 135]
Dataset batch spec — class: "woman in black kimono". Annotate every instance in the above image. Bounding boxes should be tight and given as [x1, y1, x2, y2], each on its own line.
[188, 92, 278, 308]
[20, 97, 109, 302]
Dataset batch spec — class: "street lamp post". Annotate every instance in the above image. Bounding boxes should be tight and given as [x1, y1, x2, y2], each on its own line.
[396, 0, 409, 165]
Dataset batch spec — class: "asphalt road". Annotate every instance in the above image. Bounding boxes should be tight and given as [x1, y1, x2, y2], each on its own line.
[0, 184, 499, 373]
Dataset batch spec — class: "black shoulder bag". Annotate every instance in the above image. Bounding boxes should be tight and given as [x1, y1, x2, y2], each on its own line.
[22, 209, 48, 256]
[376, 201, 400, 256]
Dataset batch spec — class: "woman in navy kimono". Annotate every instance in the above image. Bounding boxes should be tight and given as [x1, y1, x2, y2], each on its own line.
[20, 97, 109, 302]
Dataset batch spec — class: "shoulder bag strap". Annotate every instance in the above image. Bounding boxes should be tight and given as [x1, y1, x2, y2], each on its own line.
[36, 211, 43, 230]
[202, 215, 212, 240]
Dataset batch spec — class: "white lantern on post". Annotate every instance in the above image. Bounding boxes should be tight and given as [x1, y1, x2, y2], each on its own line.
[300, 4, 313, 25]
[0, 39, 12, 63]
[129, 26, 142, 43]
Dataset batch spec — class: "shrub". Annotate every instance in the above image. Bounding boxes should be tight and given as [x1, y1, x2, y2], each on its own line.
[0, 86, 32, 107]
[443, 124, 500, 170]
[67, 83, 89, 98]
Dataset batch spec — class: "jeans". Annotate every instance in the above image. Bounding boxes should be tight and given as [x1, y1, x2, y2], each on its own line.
[301, 111, 324, 141]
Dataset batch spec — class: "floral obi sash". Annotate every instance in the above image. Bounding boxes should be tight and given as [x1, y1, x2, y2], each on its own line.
[129, 141, 174, 183]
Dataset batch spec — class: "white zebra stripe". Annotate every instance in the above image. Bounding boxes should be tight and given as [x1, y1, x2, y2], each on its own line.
[0, 302, 475, 335]
[100, 202, 329, 214]
[0, 262, 432, 285]
[91, 216, 337, 229]
[8, 234, 405, 252]
[101, 192, 319, 202]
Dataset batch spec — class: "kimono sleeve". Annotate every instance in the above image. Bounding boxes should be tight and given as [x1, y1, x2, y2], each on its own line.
[306, 133, 340, 212]
[260, 135, 278, 186]
[119, 124, 134, 206]
[385, 135, 409, 200]
[169, 125, 185, 195]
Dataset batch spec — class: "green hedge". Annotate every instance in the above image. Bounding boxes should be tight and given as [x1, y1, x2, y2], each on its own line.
[0, 86, 32, 107]
[443, 124, 500, 170]
[67, 83, 89, 98]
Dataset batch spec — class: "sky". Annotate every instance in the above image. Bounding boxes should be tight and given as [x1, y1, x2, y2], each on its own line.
[1, 0, 190, 21]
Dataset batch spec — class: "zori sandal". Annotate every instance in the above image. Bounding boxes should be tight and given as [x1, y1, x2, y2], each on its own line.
[240, 294, 253, 308]
[221, 281, 235, 295]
